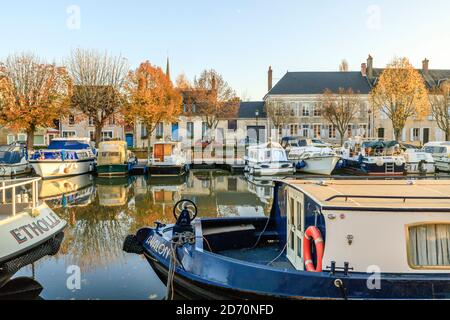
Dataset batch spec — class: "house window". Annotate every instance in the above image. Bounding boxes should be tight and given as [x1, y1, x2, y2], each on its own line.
[228, 120, 237, 131]
[302, 124, 310, 138]
[141, 124, 148, 138]
[89, 131, 95, 141]
[347, 125, 353, 138]
[278, 126, 283, 136]
[359, 124, 368, 138]
[202, 122, 208, 140]
[108, 116, 115, 126]
[7, 134, 15, 145]
[88, 117, 94, 126]
[412, 128, 420, 141]
[378, 128, 385, 139]
[302, 104, 310, 117]
[102, 131, 113, 140]
[63, 131, 76, 138]
[156, 123, 164, 138]
[187, 122, 194, 140]
[313, 124, 321, 138]
[313, 104, 322, 117]
[34, 135, 45, 146]
[290, 124, 298, 136]
[17, 134, 27, 142]
[69, 115, 75, 125]
[407, 223, 450, 269]
[328, 125, 336, 139]
[290, 102, 297, 117]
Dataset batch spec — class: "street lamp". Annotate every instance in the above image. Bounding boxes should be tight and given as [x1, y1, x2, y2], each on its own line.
[255, 110, 260, 144]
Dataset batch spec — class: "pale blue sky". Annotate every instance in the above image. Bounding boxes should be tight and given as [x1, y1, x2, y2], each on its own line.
[1, 1, 450, 100]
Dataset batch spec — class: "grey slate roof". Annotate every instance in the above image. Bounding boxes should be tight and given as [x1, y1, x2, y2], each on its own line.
[238, 101, 266, 119]
[267, 72, 372, 95]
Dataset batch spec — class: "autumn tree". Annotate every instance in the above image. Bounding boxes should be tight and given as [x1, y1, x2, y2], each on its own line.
[320, 88, 362, 145]
[66, 49, 128, 147]
[429, 82, 450, 140]
[370, 57, 429, 141]
[192, 69, 239, 141]
[0, 53, 71, 150]
[264, 100, 294, 140]
[125, 61, 182, 157]
[175, 73, 191, 90]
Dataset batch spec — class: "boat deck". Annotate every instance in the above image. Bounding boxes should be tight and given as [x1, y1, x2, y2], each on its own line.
[219, 244, 294, 270]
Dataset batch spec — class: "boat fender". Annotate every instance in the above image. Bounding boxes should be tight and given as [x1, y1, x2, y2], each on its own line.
[123, 235, 144, 255]
[376, 159, 384, 167]
[296, 161, 307, 170]
[303, 226, 325, 272]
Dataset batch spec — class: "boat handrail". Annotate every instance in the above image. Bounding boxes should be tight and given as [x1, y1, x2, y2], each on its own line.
[0, 177, 41, 216]
[325, 194, 450, 203]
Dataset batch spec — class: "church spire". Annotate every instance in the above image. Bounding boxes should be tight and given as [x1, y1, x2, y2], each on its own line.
[166, 57, 171, 80]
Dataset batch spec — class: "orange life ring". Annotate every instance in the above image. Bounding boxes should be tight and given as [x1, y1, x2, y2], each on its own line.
[303, 226, 325, 272]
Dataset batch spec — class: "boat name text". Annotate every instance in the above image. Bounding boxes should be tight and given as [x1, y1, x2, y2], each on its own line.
[146, 235, 171, 259]
[10, 212, 62, 244]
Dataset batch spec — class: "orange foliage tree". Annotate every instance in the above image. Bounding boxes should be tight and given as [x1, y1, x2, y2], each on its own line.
[125, 61, 182, 156]
[0, 53, 71, 149]
[370, 57, 429, 141]
[192, 69, 239, 141]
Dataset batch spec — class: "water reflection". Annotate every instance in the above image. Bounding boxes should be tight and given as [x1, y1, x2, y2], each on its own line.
[9, 170, 273, 300]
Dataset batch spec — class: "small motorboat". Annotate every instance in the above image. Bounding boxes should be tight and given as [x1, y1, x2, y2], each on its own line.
[0, 178, 67, 275]
[124, 179, 450, 300]
[337, 138, 406, 175]
[30, 138, 96, 179]
[148, 142, 189, 176]
[423, 141, 450, 172]
[403, 147, 435, 174]
[0, 143, 31, 177]
[96, 140, 137, 177]
[245, 142, 295, 176]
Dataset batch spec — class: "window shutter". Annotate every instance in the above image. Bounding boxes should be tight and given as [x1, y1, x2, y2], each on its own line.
[410, 128, 414, 142]
[401, 128, 406, 142]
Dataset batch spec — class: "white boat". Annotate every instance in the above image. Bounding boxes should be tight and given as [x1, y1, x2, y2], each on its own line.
[281, 138, 340, 175]
[0, 143, 31, 177]
[337, 138, 406, 175]
[245, 142, 295, 176]
[0, 178, 67, 271]
[30, 138, 96, 179]
[403, 148, 436, 174]
[148, 141, 189, 176]
[424, 142, 450, 172]
[39, 174, 95, 208]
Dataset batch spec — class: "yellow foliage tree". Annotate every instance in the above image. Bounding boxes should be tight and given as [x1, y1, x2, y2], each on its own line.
[125, 61, 182, 156]
[370, 57, 429, 141]
[0, 53, 72, 150]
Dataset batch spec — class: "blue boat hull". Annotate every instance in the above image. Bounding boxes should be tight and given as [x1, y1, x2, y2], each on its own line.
[138, 224, 450, 300]
[342, 159, 405, 176]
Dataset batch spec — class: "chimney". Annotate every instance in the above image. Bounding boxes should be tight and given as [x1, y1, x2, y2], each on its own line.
[422, 58, 429, 75]
[361, 63, 367, 77]
[367, 55, 373, 79]
[268, 66, 273, 92]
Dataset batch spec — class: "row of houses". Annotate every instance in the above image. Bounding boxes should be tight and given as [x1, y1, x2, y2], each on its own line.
[2, 55, 449, 148]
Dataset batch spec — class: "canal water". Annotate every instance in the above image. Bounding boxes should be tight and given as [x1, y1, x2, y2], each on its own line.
[10, 171, 273, 300]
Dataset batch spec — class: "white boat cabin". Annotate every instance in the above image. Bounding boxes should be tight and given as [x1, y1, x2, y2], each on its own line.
[283, 179, 450, 274]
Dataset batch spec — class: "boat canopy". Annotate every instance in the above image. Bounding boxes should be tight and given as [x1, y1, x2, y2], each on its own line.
[98, 141, 128, 165]
[47, 140, 91, 150]
[362, 140, 399, 149]
[248, 142, 288, 162]
[0, 144, 25, 164]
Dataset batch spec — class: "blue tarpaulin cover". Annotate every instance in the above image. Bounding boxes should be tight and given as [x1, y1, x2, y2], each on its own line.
[0, 151, 21, 164]
[47, 140, 91, 150]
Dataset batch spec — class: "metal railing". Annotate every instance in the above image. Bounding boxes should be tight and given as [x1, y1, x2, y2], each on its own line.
[0, 177, 41, 216]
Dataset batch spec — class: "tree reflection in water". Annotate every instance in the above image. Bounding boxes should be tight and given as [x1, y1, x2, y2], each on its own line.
[30, 170, 273, 298]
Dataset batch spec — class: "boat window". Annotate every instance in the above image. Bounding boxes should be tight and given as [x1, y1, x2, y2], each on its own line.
[272, 149, 287, 161]
[289, 197, 295, 226]
[101, 152, 120, 157]
[296, 201, 302, 231]
[408, 223, 450, 269]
